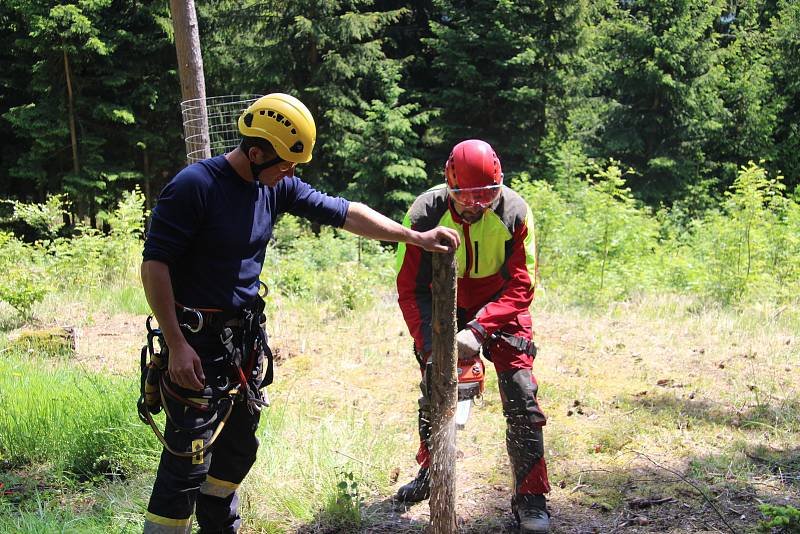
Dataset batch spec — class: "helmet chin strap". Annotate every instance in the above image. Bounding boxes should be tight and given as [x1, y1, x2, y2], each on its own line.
[248, 154, 283, 182]
[249, 160, 272, 182]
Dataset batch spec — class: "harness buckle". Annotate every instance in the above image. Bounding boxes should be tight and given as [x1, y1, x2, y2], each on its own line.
[492, 331, 538, 357]
[179, 307, 204, 333]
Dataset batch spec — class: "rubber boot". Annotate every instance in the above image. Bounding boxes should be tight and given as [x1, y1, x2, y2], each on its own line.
[395, 467, 430, 503]
[513, 494, 550, 534]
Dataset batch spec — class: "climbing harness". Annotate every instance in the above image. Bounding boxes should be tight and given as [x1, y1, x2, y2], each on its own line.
[136, 293, 273, 458]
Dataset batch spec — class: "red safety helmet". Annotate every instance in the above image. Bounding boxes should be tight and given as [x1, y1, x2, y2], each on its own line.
[445, 139, 503, 208]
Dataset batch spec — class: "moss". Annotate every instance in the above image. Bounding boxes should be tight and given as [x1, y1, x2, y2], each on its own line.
[5, 327, 75, 359]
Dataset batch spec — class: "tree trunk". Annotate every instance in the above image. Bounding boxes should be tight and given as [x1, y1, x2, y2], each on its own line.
[63, 49, 79, 176]
[429, 251, 458, 534]
[63, 48, 88, 220]
[142, 148, 152, 210]
[170, 0, 210, 163]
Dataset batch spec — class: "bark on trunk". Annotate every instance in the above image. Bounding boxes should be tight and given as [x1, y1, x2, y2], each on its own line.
[63, 49, 79, 176]
[429, 251, 458, 533]
[170, 0, 210, 163]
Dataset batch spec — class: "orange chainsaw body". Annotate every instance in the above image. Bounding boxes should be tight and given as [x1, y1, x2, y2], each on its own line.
[457, 356, 485, 400]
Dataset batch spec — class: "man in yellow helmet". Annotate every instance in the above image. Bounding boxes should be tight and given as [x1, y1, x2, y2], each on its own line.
[139, 93, 459, 533]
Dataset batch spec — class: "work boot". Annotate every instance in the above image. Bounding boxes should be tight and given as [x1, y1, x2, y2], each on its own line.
[513, 494, 550, 534]
[395, 467, 430, 503]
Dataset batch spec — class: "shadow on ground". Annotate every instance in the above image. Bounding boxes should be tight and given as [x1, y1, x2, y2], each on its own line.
[627, 390, 800, 431]
[291, 447, 799, 533]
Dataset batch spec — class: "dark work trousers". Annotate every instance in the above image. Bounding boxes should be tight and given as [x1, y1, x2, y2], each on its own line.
[143, 329, 263, 534]
[414, 311, 551, 497]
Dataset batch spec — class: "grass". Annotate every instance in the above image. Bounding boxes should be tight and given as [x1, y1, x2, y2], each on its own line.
[0, 349, 159, 478]
[237, 298, 415, 531]
[0, 284, 798, 532]
[522, 291, 800, 531]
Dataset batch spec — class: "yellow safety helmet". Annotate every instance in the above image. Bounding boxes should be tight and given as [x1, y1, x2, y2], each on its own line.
[238, 93, 316, 163]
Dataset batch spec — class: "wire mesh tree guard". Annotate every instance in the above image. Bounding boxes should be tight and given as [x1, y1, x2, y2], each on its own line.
[180, 94, 262, 163]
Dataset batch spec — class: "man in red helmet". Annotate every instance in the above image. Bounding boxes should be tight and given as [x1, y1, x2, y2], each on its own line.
[395, 139, 551, 533]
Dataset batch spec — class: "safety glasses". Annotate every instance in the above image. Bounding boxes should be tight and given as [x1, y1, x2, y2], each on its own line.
[262, 156, 296, 173]
[447, 184, 502, 208]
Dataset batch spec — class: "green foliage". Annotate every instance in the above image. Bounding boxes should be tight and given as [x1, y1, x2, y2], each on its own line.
[424, 0, 587, 179]
[323, 469, 363, 529]
[0, 232, 47, 318]
[263, 216, 393, 312]
[340, 65, 430, 221]
[0, 191, 144, 319]
[46, 189, 144, 292]
[588, 0, 729, 202]
[1, 0, 181, 219]
[3, 0, 800, 211]
[515, 161, 800, 306]
[0, 352, 159, 478]
[514, 163, 660, 303]
[3, 195, 65, 240]
[758, 504, 800, 533]
[677, 162, 800, 303]
[769, 0, 800, 194]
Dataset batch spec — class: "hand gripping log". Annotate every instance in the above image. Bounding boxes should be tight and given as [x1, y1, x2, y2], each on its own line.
[429, 251, 458, 533]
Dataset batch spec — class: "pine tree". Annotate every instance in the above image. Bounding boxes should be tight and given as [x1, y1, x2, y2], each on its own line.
[770, 0, 800, 192]
[340, 64, 431, 219]
[710, 1, 779, 191]
[424, 0, 587, 180]
[589, 0, 729, 204]
[1, 0, 182, 220]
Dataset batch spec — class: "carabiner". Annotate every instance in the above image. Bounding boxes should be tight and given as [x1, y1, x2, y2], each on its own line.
[258, 280, 269, 298]
[146, 315, 158, 334]
[179, 307, 204, 333]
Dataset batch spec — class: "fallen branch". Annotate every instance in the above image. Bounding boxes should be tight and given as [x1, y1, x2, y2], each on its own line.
[630, 450, 739, 534]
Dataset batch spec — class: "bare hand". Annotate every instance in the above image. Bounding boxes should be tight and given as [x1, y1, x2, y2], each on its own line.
[168, 342, 205, 390]
[415, 226, 460, 253]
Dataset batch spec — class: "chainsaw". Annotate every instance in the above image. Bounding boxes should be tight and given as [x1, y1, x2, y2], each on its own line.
[455, 355, 485, 429]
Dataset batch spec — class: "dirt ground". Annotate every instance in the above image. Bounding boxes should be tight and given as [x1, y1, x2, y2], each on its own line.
[48, 300, 800, 533]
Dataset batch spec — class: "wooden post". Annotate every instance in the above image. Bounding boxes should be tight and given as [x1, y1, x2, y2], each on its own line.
[429, 251, 458, 533]
[170, 0, 210, 162]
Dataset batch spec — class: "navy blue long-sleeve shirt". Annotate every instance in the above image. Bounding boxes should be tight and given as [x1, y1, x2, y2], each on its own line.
[143, 155, 350, 311]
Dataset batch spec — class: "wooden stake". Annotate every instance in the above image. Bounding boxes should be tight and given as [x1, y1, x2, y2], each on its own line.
[170, 0, 210, 162]
[429, 251, 458, 533]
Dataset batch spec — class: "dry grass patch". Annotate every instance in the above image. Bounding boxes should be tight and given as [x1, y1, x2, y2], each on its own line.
[4, 291, 798, 532]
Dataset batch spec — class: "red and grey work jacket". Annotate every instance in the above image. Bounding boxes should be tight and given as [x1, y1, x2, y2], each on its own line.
[396, 184, 537, 354]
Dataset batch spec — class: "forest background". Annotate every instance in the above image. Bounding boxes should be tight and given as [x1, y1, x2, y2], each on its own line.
[2, 0, 800, 310]
[2, 0, 800, 222]
[1, 0, 800, 532]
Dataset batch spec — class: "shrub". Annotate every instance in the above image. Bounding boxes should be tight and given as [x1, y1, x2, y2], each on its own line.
[758, 504, 800, 533]
[514, 163, 660, 303]
[515, 161, 800, 306]
[263, 219, 394, 312]
[46, 189, 145, 291]
[677, 162, 800, 304]
[0, 232, 47, 317]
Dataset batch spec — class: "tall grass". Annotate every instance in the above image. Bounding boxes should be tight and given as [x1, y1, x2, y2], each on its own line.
[0, 350, 159, 478]
[243, 397, 404, 530]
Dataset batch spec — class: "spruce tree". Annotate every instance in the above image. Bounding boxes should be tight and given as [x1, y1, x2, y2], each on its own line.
[424, 0, 587, 180]
[589, 0, 729, 204]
